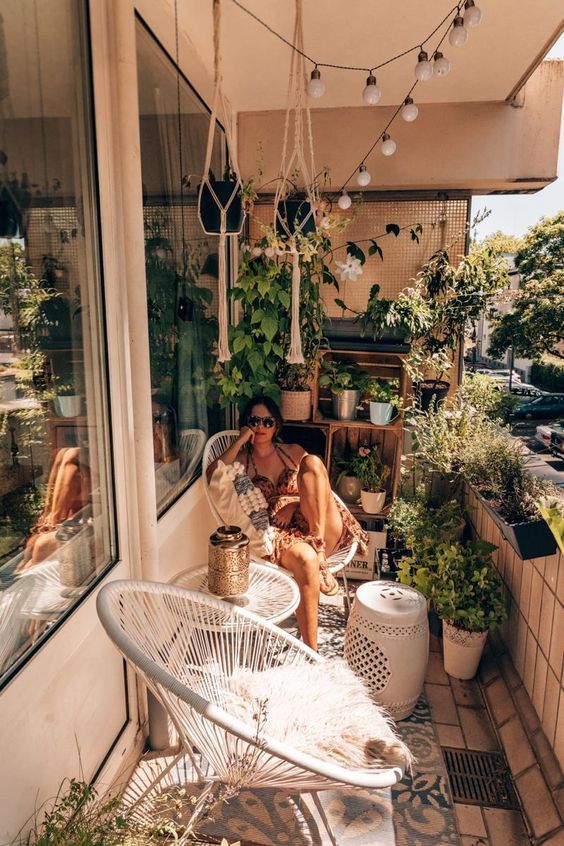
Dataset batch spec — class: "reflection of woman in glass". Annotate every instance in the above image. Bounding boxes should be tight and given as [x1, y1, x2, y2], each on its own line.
[17, 447, 91, 571]
[209, 395, 368, 650]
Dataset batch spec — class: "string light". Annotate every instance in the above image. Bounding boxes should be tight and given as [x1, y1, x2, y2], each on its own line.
[356, 164, 372, 186]
[433, 51, 451, 77]
[338, 189, 352, 209]
[381, 133, 397, 156]
[362, 74, 381, 105]
[401, 96, 419, 122]
[414, 48, 433, 81]
[449, 15, 468, 47]
[307, 66, 326, 98]
[463, 0, 482, 28]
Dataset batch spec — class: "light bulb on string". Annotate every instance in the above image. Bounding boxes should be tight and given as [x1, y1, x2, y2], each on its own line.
[414, 49, 433, 82]
[356, 164, 371, 186]
[449, 15, 468, 46]
[362, 73, 381, 105]
[464, 0, 482, 27]
[381, 132, 397, 156]
[401, 96, 419, 122]
[433, 51, 451, 77]
[307, 66, 326, 98]
[337, 189, 352, 210]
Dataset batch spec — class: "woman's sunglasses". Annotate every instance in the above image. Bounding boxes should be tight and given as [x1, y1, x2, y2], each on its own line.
[247, 415, 276, 429]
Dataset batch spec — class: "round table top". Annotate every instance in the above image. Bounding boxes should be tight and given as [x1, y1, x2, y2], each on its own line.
[171, 562, 300, 625]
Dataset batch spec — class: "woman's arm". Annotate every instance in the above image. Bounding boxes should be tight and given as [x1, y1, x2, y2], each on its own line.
[206, 426, 254, 481]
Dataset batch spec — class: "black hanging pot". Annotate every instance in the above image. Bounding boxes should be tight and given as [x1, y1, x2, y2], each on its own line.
[276, 199, 316, 238]
[0, 193, 22, 239]
[417, 380, 450, 411]
[199, 181, 243, 234]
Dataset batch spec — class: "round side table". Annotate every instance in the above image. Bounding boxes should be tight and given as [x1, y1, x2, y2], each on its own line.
[171, 562, 300, 625]
[345, 580, 429, 720]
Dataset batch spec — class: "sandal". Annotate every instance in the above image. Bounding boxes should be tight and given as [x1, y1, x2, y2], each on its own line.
[319, 558, 339, 596]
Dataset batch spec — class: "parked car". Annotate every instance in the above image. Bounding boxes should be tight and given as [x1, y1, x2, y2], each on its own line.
[549, 423, 564, 459]
[535, 423, 555, 449]
[510, 384, 544, 398]
[512, 394, 564, 420]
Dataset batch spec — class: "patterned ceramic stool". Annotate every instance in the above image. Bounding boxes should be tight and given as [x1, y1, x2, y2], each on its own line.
[344, 580, 429, 719]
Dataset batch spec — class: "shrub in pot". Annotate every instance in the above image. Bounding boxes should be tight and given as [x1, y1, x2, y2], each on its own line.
[398, 539, 507, 679]
[279, 363, 313, 421]
[360, 376, 402, 425]
[349, 445, 390, 513]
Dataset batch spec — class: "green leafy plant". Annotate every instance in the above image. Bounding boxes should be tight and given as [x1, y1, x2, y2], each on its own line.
[318, 358, 364, 394]
[458, 373, 519, 422]
[398, 539, 507, 632]
[388, 490, 465, 550]
[359, 377, 402, 410]
[537, 496, 564, 555]
[349, 445, 390, 492]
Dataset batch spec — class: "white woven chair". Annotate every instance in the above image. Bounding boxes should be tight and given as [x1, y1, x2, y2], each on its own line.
[97, 580, 405, 845]
[177, 427, 207, 479]
[202, 430, 356, 611]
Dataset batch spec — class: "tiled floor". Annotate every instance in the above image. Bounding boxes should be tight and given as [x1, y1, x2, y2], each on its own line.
[424, 628, 564, 846]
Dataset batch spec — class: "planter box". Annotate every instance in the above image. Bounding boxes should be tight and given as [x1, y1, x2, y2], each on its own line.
[323, 318, 410, 352]
[469, 484, 556, 560]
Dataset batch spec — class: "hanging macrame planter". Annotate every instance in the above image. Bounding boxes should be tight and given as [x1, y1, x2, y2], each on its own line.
[274, 0, 320, 365]
[197, 0, 245, 362]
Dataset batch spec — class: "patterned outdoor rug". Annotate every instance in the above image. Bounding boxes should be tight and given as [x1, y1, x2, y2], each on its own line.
[124, 595, 460, 846]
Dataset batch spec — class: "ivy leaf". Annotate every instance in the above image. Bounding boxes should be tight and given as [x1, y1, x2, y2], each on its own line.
[272, 343, 284, 358]
[369, 240, 383, 261]
[322, 268, 338, 287]
[278, 290, 290, 309]
[247, 350, 261, 373]
[263, 341, 272, 355]
[385, 223, 400, 237]
[232, 335, 246, 354]
[251, 308, 264, 325]
[410, 228, 420, 243]
[346, 242, 366, 265]
[261, 315, 278, 341]
[334, 298, 349, 312]
[257, 278, 271, 297]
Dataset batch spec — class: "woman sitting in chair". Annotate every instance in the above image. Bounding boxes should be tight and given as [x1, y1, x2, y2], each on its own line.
[209, 395, 368, 650]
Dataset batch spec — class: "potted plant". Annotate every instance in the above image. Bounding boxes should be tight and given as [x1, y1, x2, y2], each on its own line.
[278, 364, 313, 421]
[332, 450, 363, 504]
[199, 164, 244, 235]
[318, 358, 363, 421]
[275, 194, 316, 239]
[360, 377, 402, 424]
[53, 374, 83, 418]
[537, 496, 564, 555]
[398, 539, 507, 679]
[350, 445, 390, 513]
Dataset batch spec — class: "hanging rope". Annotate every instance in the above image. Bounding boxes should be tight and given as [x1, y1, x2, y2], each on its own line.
[274, 0, 319, 365]
[197, 0, 246, 363]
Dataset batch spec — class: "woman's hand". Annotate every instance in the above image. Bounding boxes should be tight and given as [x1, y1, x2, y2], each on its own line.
[273, 501, 299, 528]
[238, 426, 255, 448]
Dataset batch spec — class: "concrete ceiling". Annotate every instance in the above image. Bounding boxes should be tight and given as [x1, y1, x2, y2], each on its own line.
[180, 0, 563, 111]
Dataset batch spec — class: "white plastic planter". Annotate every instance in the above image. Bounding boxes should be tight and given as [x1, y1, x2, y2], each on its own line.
[443, 621, 487, 680]
[54, 395, 82, 417]
[360, 489, 386, 514]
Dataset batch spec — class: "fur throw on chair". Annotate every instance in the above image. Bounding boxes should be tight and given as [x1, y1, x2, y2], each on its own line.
[225, 658, 413, 772]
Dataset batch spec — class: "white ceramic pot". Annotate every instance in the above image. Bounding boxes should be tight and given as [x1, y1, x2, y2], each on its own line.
[336, 475, 362, 504]
[280, 389, 311, 421]
[54, 395, 82, 417]
[360, 489, 386, 514]
[369, 401, 393, 425]
[443, 621, 487, 680]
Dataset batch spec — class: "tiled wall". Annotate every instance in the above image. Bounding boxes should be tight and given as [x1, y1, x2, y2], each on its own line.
[466, 485, 564, 771]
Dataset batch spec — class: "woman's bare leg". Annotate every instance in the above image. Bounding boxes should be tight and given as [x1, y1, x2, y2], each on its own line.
[297, 454, 343, 555]
[279, 542, 320, 650]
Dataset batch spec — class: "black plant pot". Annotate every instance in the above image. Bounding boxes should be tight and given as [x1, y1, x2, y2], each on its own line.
[417, 380, 450, 411]
[322, 317, 410, 352]
[499, 517, 557, 561]
[275, 199, 316, 238]
[0, 196, 22, 239]
[199, 181, 243, 234]
[428, 609, 443, 638]
[474, 487, 557, 560]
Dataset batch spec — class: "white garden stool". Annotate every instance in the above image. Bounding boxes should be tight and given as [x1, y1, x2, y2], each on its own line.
[344, 581, 429, 720]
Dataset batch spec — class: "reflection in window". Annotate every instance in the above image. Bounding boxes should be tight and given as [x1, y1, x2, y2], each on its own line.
[137, 23, 225, 515]
[0, 1, 114, 680]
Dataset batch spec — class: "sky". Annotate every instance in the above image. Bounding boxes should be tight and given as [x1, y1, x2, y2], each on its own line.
[471, 35, 564, 241]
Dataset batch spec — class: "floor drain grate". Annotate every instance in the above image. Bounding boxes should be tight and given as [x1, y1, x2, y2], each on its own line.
[443, 748, 520, 809]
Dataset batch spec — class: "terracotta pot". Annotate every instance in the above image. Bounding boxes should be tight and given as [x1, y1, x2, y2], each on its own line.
[360, 489, 386, 514]
[442, 621, 487, 680]
[336, 475, 362, 504]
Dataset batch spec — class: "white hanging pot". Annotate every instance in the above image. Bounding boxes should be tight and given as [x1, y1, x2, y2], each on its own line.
[360, 489, 386, 514]
[442, 621, 487, 680]
[369, 401, 393, 425]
